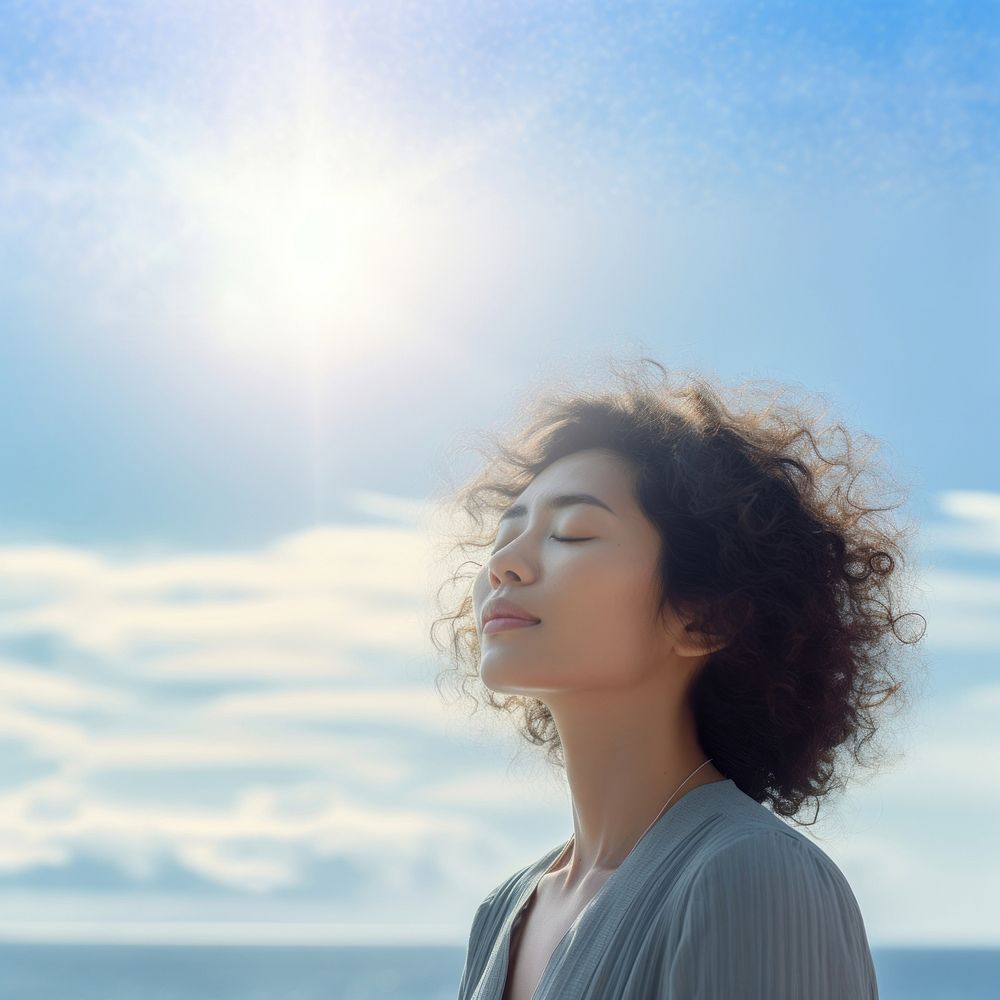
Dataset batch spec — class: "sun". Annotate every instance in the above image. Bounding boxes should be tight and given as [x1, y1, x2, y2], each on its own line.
[177, 130, 447, 370]
[117, 9, 538, 377]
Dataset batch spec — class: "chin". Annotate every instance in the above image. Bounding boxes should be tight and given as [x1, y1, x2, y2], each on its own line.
[480, 662, 539, 694]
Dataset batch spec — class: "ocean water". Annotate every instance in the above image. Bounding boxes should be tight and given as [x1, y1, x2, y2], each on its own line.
[0, 943, 996, 999]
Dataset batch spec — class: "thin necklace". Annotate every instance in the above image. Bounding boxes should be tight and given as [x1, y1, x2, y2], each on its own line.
[556, 756, 718, 873]
[505, 756, 721, 994]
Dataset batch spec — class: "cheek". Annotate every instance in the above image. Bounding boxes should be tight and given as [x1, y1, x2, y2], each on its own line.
[571, 557, 648, 618]
[545, 567, 655, 673]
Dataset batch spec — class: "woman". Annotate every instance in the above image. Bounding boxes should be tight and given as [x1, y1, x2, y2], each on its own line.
[431, 359, 924, 999]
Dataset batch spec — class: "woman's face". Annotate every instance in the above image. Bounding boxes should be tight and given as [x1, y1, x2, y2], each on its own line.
[472, 447, 679, 696]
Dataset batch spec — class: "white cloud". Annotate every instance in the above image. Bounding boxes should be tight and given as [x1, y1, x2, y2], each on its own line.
[0, 659, 136, 711]
[0, 839, 70, 877]
[0, 517, 524, 937]
[0, 494, 997, 944]
[175, 840, 302, 893]
[198, 686, 454, 731]
[140, 645, 357, 681]
[926, 490, 1000, 554]
[341, 489, 432, 525]
[0, 704, 90, 756]
[0, 526, 438, 658]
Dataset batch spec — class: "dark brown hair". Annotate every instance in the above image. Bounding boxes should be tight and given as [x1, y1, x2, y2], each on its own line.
[429, 358, 927, 826]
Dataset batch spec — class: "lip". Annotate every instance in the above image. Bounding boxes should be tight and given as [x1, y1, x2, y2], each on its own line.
[483, 617, 541, 634]
[481, 595, 541, 630]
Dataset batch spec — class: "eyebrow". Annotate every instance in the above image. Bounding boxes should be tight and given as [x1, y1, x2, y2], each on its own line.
[498, 492, 618, 523]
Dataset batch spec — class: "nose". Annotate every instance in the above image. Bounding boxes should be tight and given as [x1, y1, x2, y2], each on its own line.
[488, 545, 533, 587]
[489, 564, 522, 586]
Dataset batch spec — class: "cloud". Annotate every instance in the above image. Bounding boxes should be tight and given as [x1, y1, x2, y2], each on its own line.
[0, 514, 536, 936]
[0, 525, 434, 658]
[0, 491, 997, 943]
[909, 490, 1000, 650]
[0, 659, 135, 710]
[923, 490, 1000, 555]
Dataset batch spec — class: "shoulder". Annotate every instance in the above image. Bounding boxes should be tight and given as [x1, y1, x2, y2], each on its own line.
[477, 838, 569, 915]
[686, 828, 871, 939]
[693, 826, 858, 898]
[457, 850, 561, 1000]
[466, 844, 561, 940]
[665, 830, 879, 998]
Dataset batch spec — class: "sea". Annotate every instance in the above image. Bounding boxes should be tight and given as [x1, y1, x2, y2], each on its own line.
[0, 944, 996, 999]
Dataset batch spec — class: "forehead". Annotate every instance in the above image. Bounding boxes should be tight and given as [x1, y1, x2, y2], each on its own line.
[514, 449, 635, 508]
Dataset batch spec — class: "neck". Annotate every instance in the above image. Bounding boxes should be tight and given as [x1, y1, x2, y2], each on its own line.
[546, 683, 726, 891]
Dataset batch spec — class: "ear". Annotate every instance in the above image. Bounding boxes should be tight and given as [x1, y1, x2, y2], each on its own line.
[676, 621, 729, 658]
[662, 602, 729, 659]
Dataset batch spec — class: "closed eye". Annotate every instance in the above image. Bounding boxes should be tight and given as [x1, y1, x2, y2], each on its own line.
[488, 534, 593, 555]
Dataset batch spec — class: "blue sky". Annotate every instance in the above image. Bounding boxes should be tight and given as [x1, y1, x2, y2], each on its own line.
[0, 0, 997, 947]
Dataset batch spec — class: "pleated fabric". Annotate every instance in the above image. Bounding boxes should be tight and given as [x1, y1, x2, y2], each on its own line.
[456, 778, 879, 999]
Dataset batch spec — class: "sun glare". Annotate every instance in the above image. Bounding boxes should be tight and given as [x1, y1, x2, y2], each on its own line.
[179, 136, 443, 370]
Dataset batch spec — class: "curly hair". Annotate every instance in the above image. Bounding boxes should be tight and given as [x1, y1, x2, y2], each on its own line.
[428, 358, 927, 827]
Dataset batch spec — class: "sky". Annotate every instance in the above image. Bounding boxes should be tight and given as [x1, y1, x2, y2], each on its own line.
[0, 0, 997, 948]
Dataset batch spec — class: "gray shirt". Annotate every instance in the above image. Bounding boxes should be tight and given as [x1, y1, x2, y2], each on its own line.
[457, 778, 879, 999]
